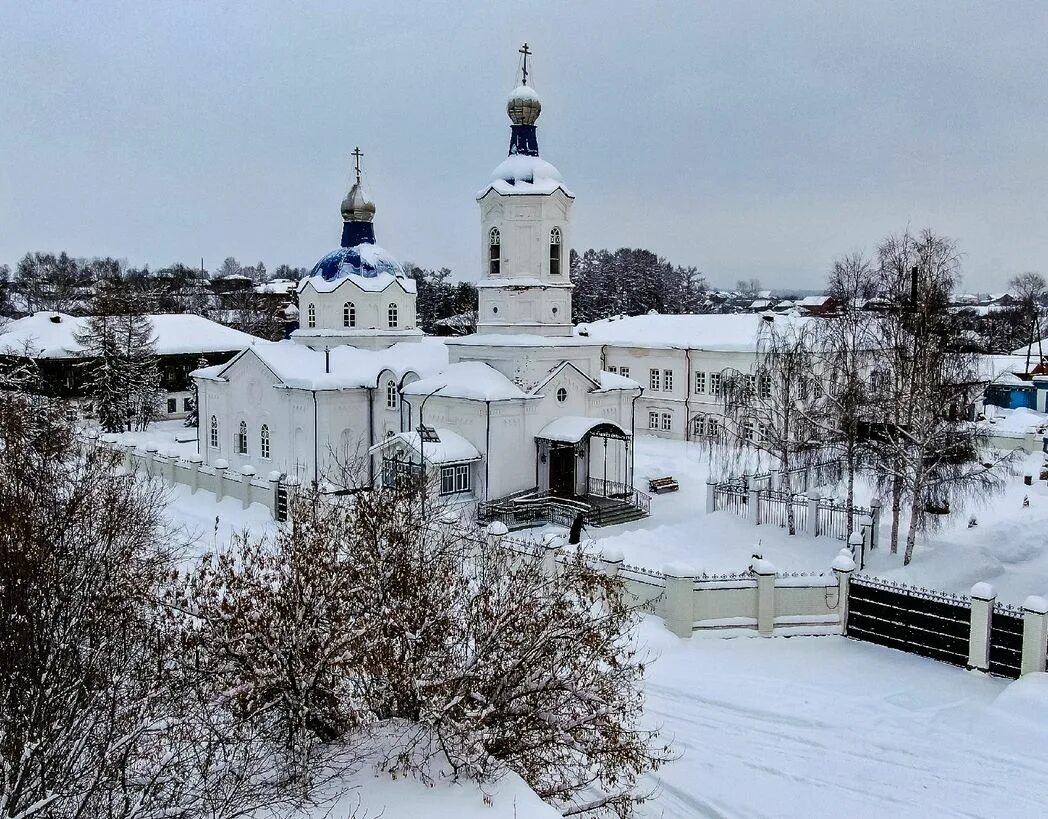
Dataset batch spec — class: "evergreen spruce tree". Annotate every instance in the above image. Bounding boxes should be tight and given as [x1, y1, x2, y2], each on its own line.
[76, 281, 163, 432]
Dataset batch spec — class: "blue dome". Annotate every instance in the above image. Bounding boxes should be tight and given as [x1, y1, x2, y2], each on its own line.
[310, 243, 405, 282]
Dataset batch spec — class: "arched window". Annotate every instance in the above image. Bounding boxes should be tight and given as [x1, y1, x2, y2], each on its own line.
[237, 420, 248, 455]
[260, 424, 271, 459]
[549, 226, 562, 275]
[387, 302, 398, 329]
[343, 302, 355, 328]
[488, 227, 501, 276]
[386, 380, 398, 410]
[209, 415, 219, 448]
[307, 303, 316, 328]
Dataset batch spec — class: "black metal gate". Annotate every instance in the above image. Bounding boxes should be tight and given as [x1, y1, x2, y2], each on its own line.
[847, 577, 970, 667]
[275, 484, 288, 522]
[988, 605, 1023, 679]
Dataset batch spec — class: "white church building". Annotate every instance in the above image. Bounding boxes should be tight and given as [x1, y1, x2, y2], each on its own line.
[194, 66, 647, 522]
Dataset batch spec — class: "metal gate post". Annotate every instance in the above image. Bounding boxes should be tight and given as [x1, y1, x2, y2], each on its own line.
[967, 583, 995, 671]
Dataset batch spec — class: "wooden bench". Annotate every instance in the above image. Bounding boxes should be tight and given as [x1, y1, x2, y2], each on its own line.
[648, 476, 679, 494]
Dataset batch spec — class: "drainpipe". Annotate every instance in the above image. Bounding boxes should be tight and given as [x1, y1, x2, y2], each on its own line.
[485, 399, 492, 501]
[628, 385, 637, 488]
[417, 385, 446, 517]
[685, 348, 693, 441]
[312, 389, 319, 487]
[367, 387, 375, 484]
[600, 343, 607, 372]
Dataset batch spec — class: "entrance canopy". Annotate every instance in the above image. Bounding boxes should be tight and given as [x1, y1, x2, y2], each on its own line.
[536, 416, 630, 444]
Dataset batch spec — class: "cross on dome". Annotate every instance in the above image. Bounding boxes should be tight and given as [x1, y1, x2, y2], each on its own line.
[519, 42, 531, 85]
[352, 146, 364, 183]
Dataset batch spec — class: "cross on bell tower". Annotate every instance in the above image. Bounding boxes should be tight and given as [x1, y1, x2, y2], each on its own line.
[351, 146, 364, 183]
[519, 42, 531, 85]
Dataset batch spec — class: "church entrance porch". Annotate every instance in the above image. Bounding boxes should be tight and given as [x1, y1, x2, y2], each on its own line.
[473, 416, 648, 529]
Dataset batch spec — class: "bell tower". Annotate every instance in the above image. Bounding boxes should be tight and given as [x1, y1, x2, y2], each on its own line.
[475, 45, 575, 337]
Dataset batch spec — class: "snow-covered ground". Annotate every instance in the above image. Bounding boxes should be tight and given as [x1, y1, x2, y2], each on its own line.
[130, 429, 1048, 817]
[636, 619, 1048, 818]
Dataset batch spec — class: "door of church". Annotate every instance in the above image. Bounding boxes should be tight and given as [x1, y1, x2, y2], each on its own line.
[549, 445, 576, 498]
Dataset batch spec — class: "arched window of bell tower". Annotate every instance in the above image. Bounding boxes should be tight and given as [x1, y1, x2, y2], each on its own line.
[488, 227, 501, 276]
[549, 226, 562, 276]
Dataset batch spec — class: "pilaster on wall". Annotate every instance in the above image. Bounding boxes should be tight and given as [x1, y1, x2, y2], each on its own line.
[751, 558, 776, 636]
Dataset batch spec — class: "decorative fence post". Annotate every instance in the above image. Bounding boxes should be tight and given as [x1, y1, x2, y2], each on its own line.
[705, 480, 716, 514]
[662, 563, 696, 639]
[848, 530, 865, 571]
[268, 470, 282, 517]
[1021, 595, 1048, 675]
[807, 494, 820, 536]
[600, 545, 624, 577]
[541, 533, 563, 578]
[239, 465, 255, 509]
[188, 453, 202, 493]
[858, 515, 873, 559]
[747, 487, 760, 524]
[751, 557, 776, 636]
[214, 459, 228, 502]
[869, 500, 882, 550]
[967, 583, 995, 672]
[486, 520, 509, 549]
[831, 549, 856, 634]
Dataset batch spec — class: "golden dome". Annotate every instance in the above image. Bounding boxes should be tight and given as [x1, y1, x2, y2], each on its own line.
[507, 84, 541, 126]
[340, 179, 375, 223]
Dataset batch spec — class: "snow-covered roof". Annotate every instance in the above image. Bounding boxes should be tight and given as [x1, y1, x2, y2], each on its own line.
[798, 295, 832, 307]
[446, 333, 599, 348]
[597, 370, 642, 392]
[401, 361, 529, 401]
[254, 278, 297, 295]
[1011, 340, 1048, 359]
[575, 313, 808, 352]
[371, 428, 481, 465]
[983, 354, 1034, 379]
[478, 154, 574, 198]
[475, 277, 572, 289]
[536, 416, 630, 444]
[0, 312, 261, 359]
[196, 338, 448, 391]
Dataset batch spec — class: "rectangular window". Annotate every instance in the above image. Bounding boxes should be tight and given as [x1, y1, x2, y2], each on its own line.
[619, 366, 630, 380]
[167, 398, 177, 414]
[649, 369, 661, 391]
[663, 369, 674, 391]
[707, 417, 719, 438]
[759, 373, 771, 400]
[746, 374, 757, 397]
[648, 411, 659, 430]
[608, 365, 618, 375]
[694, 371, 706, 394]
[440, 463, 472, 495]
[710, 372, 721, 397]
[743, 418, 756, 441]
[661, 412, 672, 431]
[813, 378, 824, 399]
[183, 397, 192, 411]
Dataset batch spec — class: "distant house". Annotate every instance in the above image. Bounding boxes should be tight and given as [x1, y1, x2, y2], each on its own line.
[796, 295, 836, 316]
[0, 312, 261, 418]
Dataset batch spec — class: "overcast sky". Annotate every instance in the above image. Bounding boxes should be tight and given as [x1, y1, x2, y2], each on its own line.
[2, 1, 1046, 291]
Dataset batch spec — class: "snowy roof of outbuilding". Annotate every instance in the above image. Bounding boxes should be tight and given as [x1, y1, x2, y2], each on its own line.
[195, 337, 448, 391]
[478, 154, 574, 198]
[1011, 340, 1048, 359]
[254, 278, 297, 295]
[371, 428, 481, 465]
[574, 313, 808, 352]
[0, 312, 261, 359]
[536, 416, 630, 444]
[401, 361, 530, 401]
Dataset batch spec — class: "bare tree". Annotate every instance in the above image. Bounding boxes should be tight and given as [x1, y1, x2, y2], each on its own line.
[869, 230, 1013, 563]
[721, 316, 820, 535]
[1009, 271, 1047, 371]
